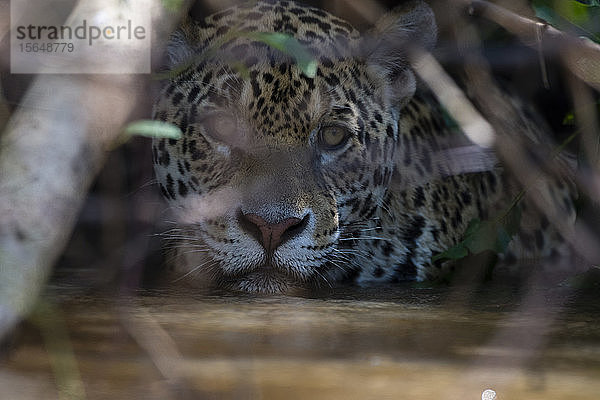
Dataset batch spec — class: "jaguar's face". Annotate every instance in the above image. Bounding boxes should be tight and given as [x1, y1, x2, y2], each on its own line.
[153, 0, 436, 292]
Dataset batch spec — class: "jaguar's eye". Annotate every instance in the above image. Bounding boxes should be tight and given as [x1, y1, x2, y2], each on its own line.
[201, 112, 239, 145]
[318, 125, 351, 150]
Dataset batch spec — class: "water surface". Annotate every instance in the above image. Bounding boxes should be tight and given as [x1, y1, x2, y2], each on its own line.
[2, 280, 599, 399]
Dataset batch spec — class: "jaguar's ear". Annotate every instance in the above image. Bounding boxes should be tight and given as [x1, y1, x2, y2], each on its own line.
[361, 0, 437, 104]
[165, 19, 198, 69]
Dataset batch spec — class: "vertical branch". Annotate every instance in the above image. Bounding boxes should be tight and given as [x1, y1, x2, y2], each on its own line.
[568, 75, 600, 172]
[0, 0, 181, 341]
[422, 2, 599, 397]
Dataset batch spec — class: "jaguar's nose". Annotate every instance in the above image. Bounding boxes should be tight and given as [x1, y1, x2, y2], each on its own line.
[238, 211, 309, 253]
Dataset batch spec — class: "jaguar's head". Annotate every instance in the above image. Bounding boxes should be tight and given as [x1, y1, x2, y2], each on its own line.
[153, 0, 436, 292]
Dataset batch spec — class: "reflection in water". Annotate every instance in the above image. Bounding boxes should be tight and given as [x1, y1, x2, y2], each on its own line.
[3, 277, 600, 399]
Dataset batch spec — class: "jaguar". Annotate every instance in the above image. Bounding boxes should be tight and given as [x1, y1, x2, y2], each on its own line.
[152, 0, 575, 293]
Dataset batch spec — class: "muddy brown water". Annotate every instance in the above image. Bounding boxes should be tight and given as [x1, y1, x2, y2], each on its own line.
[2, 279, 600, 400]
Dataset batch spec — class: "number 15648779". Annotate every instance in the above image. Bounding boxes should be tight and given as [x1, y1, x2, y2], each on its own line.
[19, 42, 74, 53]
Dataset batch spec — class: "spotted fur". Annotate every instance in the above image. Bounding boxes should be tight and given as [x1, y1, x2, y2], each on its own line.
[153, 0, 575, 293]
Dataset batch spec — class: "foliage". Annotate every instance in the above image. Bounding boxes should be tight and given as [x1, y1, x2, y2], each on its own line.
[156, 31, 318, 81]
[432, 204, 522, 263]
[123, 120, 183, 140]
[161, 0, 185, 13]
[532, 0, 600, 42]
[246, 32, 318, 78]
[433, 124, 579, 265]
[532, 2, 600, 127]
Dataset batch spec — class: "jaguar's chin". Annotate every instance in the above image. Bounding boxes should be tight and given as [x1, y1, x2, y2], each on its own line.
[229, 272, 291, 294]
[219, 255, 326, 294]
[222, 261, 305, 294]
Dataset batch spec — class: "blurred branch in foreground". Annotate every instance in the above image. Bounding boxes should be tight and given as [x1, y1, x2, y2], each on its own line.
[460, 0, 600, 91]
[0, 0, 184, 341]
[424, 0, 600, 266]
[421, 2, 599, 398]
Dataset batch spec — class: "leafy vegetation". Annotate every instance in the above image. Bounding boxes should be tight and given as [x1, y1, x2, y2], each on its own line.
[532, 0, 600, 42]
[432, 203, 522, 263]
[122, 120, 183, 140]
[431, 1, 598, 267]
[245, 32, 317, 78]
[433, 125, 580, 265]
[161, 0, 185, 13]
[155, 30, 318, 81]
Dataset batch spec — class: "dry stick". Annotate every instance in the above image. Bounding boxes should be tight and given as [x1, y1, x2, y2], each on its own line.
[119, 304, 189, 389]
[427, 6, 597, 399]
[462, 56, 600, 264]
[459, 0, 600, 91]
[453, 3, 600, 264]
[568, 74, 600, 171]
[408, 2, 596, 398]
[435, 0, 600, 263]
[0, 75, 135, 342]
[409, 3, 596, 397]
[0, 0, 180, 341]
[412, 50, 495, 149]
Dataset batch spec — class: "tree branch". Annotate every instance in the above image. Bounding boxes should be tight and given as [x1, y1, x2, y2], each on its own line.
[459, 0, 600, 90]
[0, 0, 182, 341]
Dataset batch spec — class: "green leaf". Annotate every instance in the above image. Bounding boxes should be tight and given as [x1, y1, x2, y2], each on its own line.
[432, 244, 468, 262]
[247, 32, 318, 78]
[532, 0, 600, 43]
[431, 206, 521, 263]
[563, 111, 576, 125]
[162, 0, 185, 12]
[463, 220, 500, 254]
[557, 0, 594, 24]
[123, 120, 182, 140]
[464, 218, 482, 236]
